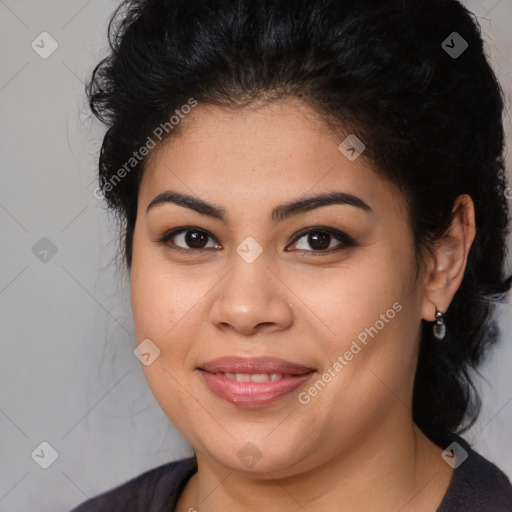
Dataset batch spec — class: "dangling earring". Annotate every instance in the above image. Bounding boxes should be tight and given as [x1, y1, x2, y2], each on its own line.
[433, 306, 446, 340]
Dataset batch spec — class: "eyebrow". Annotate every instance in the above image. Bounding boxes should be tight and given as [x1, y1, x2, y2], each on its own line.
[146, 190, 372, 223]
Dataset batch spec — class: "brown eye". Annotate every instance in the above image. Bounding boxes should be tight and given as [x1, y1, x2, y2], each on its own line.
[180, 230, 210, 249]
[303, 232, 331, 250]
[287, 228, 355, 253]
[157, 228, 220, 252]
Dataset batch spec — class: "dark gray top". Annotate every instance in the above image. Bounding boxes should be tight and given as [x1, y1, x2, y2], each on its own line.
[69, 434, 512, 511]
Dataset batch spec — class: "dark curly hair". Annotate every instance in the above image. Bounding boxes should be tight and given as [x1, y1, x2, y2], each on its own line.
[86, 0, 512, 442]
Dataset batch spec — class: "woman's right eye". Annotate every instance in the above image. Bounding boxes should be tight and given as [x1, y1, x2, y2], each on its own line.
[156, 228, 221, 253]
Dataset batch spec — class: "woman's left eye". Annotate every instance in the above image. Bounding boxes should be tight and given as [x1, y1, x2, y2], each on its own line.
[155, 227, 355, 254]
[287, 228, 355, 253]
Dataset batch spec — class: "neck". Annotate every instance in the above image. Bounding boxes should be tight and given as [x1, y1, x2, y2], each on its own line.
[177, 414, 454, 512]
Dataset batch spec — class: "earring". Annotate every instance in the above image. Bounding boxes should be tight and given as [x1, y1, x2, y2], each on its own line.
[433, 306, 446, 340]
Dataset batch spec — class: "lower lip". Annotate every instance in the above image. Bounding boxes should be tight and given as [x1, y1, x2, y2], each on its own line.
[199, 370, 315, 408]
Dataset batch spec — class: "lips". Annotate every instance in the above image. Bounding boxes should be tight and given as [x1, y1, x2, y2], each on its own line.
[197, 356, 316, 408]
[198, 356, 315, 375]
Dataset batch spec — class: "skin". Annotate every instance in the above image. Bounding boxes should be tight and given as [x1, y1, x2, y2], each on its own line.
[129, 97, 476, 512]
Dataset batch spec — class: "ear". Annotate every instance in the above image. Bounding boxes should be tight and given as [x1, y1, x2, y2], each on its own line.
[420, 194, 476, 321]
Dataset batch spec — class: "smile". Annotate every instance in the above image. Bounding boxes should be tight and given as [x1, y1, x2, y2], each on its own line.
[198, 369, 315, 408]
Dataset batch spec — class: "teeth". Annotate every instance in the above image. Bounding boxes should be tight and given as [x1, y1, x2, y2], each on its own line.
[219, 372, 284, 382]
[251, 373, 272, 382]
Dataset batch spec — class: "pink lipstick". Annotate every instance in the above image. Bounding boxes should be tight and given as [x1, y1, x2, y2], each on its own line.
[197, 356, 315, 408]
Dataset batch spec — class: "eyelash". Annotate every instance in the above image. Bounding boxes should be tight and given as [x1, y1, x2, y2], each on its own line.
[154, 226, 356, 255]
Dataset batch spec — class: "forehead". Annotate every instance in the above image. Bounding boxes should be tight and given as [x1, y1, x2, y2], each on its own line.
[139, 99, 408, 221]
[145, 99, 336, 171]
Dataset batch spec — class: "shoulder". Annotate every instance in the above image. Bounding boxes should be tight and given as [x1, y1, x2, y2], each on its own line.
[68, 456, 197, 512]
[437, 433, 512, 512]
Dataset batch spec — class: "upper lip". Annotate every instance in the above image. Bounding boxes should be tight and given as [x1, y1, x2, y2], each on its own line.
[198, 356, 315, 375]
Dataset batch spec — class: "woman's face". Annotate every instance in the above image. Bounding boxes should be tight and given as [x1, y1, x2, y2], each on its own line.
[130, 98, 429, 476]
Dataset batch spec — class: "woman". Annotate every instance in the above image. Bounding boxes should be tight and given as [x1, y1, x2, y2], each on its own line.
[71, 0, 512, 510]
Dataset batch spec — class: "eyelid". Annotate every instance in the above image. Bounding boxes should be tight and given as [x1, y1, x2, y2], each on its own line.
[155, 226, 356, 253]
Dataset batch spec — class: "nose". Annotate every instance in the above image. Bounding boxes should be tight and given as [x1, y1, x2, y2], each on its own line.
[208, 254, 294, 336]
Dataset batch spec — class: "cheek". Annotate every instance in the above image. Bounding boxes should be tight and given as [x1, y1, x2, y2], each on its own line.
[129, 260, 197, 425]
[130, 265, 165, 338]
[307, 257, 406, 339]
[129, 252, 209, 357]
[311, 247, 418, 392]
[129, 236, 181, 337]
[129, 260, 183, 372]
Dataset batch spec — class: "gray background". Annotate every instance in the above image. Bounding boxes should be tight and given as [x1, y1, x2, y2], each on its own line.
[0, 1, 511, 510]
